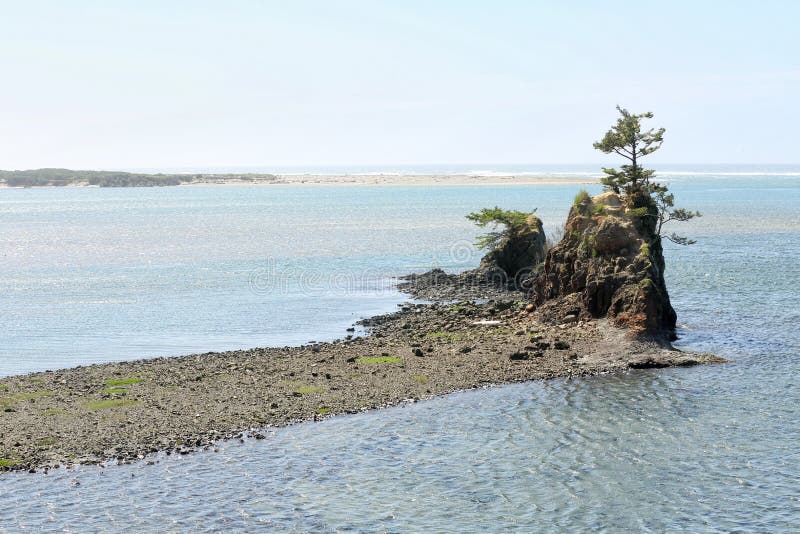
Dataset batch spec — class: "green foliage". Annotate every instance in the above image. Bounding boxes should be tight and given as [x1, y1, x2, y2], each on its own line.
[593, 106, 664, 195]
[0, 390, 54, 403]
[573, 189, 591, 206]
[85, 399, 138, 411]
[0, 168, 279, 188]
[104, 377, 141, 386]
[0, 458, 20, 468]
[466, 206, 537, 250]
[649, 182, 702, 245]
[411, 375, 428, 384]
[594, 106, 701, 245]
[102, 387, 128, 395]
[627, 206, 650, 218]
[315, 407, 332, 415]
[593, 204, 607, 216]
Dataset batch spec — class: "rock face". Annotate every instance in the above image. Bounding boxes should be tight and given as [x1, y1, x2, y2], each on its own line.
[531, 191, 677, 342]
[480, 214, 547, 282]
[399, 215, 546, 301]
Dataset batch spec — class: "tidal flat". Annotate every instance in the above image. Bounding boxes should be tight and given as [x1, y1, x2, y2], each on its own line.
[0, 299, 722, 474]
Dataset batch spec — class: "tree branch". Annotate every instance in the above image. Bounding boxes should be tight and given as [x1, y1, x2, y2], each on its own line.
[612, 148, 633, 162]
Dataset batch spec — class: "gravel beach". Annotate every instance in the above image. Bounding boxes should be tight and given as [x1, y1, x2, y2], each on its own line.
[0, 297, 723, 474]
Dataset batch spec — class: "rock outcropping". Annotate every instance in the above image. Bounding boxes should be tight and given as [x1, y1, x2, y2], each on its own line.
[399, 214, 547, 301]
[480, 214, 547, 281]
[530, 191, 677, 342]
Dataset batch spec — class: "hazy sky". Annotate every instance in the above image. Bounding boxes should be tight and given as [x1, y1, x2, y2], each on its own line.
[1, 0, 798, 170]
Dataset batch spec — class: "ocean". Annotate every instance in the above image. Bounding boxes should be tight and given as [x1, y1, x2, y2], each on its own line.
[1, 169, 798, 531]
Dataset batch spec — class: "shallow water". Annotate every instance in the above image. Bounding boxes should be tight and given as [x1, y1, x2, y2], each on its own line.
[1, 173, 799, 531]
[0, 183, 586, 375]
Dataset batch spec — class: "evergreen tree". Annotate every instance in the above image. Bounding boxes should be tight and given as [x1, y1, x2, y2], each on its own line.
[594, 106, 700, 245]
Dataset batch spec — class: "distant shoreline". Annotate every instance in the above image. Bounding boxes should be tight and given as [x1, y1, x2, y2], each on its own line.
[178, 175, 599, 187]
[4, 167, 799, 189]
[0, 170, 599, 188]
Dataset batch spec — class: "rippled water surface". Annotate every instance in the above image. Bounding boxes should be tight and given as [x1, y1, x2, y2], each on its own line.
[1, 173, 799, 531]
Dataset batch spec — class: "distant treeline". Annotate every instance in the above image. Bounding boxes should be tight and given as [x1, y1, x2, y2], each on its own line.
[0, 168, 279, 187]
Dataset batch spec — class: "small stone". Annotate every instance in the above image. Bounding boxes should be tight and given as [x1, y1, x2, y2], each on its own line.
[472, 320, 503, 326]
[412, 348, 424, 357]
[562, 314, 578, 324]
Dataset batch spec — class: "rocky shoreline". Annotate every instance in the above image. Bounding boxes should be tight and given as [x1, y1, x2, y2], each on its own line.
[1, 188, 722, 474]
[0, 296, 723, 474]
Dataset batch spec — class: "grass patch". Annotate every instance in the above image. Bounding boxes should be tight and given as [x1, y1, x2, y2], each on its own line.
[294, 385, 323, 395]
[0, 458, 20, 468]
[41, 408, 67, 416]
[102, 387, 128, 395]
[411, 375, 428, 384]
[0, 385, 8, 391]
[573, 189, 590, 206]
[315, 407, 332, 415]
[354, 356, 402, 364]
[85, 399, 139, 411]
[37, 437, 57, 447]
[0, 390, 54, 404]
[104, 377, 141, 387]
[593, 204, 607, 215]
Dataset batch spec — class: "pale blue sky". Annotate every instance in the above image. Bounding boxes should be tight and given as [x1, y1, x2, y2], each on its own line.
[1, 0, 798, 169]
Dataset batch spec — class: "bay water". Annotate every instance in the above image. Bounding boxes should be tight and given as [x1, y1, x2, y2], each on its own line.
[1, 172, 798, 531]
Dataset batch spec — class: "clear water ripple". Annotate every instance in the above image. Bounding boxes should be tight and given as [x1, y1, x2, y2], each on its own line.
[1, 174, 799, 531]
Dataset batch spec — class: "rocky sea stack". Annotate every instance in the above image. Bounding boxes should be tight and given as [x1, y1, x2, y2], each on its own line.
[399, 213, 547, 301]
[530, 191, 677, 342]
[479, 214, 546, 281]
